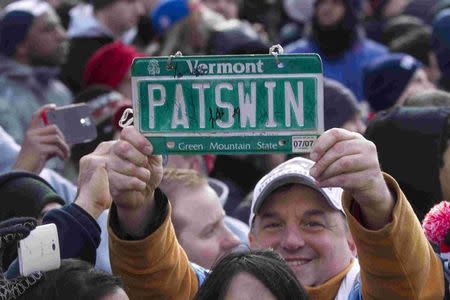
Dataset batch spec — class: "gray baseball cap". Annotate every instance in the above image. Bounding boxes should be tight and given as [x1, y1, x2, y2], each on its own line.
[249, 157, 344, 227]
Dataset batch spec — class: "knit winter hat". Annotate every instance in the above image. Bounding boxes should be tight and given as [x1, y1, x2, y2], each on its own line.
[150, 0, 191, 36]
[422, 201, 450, 280]
[363, 53, 422, 112]
[365, 106, 450, 220]
[0, 0, 52, 57]
[323, 78, 360, 130]
[432, 8, 450, 77]
[83, 41, 146, 89]
[0, 171, 65, 222]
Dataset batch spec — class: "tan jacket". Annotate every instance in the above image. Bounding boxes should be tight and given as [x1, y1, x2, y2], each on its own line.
[108, 174, 444, 300]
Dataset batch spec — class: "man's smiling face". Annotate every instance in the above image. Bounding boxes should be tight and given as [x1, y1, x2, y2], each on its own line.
[249, 184, 355, 286]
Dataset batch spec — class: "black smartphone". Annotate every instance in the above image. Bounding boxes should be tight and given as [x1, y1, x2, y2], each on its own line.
[45, 103, 98, 145]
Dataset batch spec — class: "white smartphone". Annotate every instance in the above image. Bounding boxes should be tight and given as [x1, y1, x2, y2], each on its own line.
[17, 223, 61, 276]
[45, 103, 98, 146]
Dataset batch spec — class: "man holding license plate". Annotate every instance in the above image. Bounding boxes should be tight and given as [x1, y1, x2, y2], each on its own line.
[86, 52, 445, 299]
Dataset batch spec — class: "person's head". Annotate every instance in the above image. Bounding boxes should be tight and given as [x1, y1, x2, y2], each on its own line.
[92, 0, 143, 37]
[201, 0, 238, 20]
[363, 53, 435, 113]
[166, 154, 209, 175]
[195, 249, 307, 300]
[248, 157, 356, 287]
[82, 41, 145, 99]
[149, 0, 192, 37]
[156, 3, 225, 56]
[404, 89, 450, 107]
[314, 0, 347, 27]
[160, 168, 240, 269]
[365, 106, 450, 220]
[368, 0, 408, 19]
[432, 8, 450, 85]
[0, 171, 65, 268]
[20, 259, 128, 300]
[206, 19, 269, 55]
[381, 14, 424, 46]
[0, 171, 65, 223]
[0, 0, 68, 66]
[313, 0, 362, 27]
[324, 78, 366, 134]
[389, 27, 441, 84]
[311, 0, 361, 57]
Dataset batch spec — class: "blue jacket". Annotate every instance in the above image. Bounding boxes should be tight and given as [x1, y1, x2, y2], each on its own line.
[285, 37, 387, 101]
[0, 56, 72, 145]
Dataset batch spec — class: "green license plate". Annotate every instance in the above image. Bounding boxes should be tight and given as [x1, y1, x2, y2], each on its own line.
[131, 53, 323, 154]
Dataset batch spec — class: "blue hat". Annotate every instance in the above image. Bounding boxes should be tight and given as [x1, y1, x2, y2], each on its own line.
[363, 53, 422, 112]
[149, 0, 191, 36]
[432, 8, 450, 77]
[0, 0, 52, 57]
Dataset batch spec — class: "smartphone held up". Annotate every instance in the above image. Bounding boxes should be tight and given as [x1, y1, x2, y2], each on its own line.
[17, 223, 61, 276]
[42, 103, 97, 146]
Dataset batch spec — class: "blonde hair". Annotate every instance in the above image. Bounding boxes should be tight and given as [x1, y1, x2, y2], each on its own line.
[162, 168, 207, 186]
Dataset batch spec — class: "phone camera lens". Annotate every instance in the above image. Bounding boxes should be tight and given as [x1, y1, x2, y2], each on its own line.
[52, 243, 56, 251]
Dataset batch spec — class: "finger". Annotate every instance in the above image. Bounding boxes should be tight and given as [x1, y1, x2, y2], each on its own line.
[113, 139, 149, 167]
[108, 170, 147, 196]
[32, 124, 61, 136]
[92, 141, 115, 156]
[315, 153, 371, 182]
[120, 126, 153, 156]
[109, 154, 151, 183]
[39, 144, 68, 161]
[317, 169, 378, 190]
[310, 128, 361, 162]
[309, 139, 364, 178]
[148, 154, 163, 167]
[30, 104, 56, 128]
[36, 134, 70, 158]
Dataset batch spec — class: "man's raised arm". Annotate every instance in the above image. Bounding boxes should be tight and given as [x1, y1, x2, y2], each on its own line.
[88, 126, 198, 299]
[309, 128, 444, 299]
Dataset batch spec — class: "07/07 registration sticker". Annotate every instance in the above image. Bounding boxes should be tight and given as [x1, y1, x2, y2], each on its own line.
[292, 136, 317, 153]
[131, 53, 324, 154]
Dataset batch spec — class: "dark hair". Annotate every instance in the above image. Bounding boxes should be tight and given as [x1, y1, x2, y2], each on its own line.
[18, 259, 124, 300]
[403, 90, 450, 163]
[382, 15, 424, 46]
[195, 249, 307, 300]
[404, 89, 450, 107]
[389, 27, 432, 66]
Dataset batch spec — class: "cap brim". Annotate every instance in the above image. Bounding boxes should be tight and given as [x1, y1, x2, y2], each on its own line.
[253, 173, 341, 215]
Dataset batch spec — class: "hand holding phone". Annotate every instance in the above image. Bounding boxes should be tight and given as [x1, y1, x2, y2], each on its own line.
[44, 103, 97, 146]
[17, 223, 61, 276]
[13, 104, 71, 174]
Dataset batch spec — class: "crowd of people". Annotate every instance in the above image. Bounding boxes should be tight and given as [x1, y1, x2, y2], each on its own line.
[1, 0, 450, 299]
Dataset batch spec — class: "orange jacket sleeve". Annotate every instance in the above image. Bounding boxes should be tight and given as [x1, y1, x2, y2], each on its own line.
[108, 202, 198, 300]
[343, 173, 444, 300]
